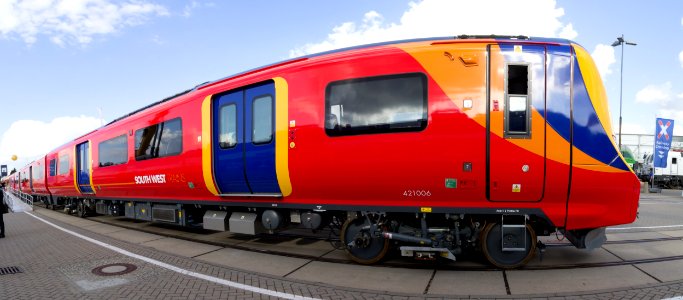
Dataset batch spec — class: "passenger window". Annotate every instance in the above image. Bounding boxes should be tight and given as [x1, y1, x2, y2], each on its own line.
[219, 104, 237, 148]
[49, 159, 56, 176]
[32, 165, 43, 180]
[135, 118, 183, 161]
[252, 96, 273, 144]
[99, 134, 128, 167]
[505, 64, 530, 138]
[58, 154, 70, 175]
[325, 73, 427, 136]
[673, 158, 678, 165]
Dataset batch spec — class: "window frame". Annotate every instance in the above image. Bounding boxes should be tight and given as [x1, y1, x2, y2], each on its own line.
[134, 117, 183, 161]
[504, 63, 532, 139]
[57, 153, 70, 175]
[98, 134, 129, 167]
[49, 158, 56, 177]
[324, 72, 429, 137]
[251, 94, 274, 145]
[218, 103, 238, 149]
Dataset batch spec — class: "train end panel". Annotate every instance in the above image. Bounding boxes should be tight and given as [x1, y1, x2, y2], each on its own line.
[565, 44, 640, 231]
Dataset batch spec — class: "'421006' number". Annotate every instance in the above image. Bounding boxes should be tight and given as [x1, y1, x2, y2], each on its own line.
[403, 190, 432, 197]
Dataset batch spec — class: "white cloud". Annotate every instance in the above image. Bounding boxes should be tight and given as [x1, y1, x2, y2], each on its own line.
[0, 0, 168, 46]
[0, 116, 103, 170]
[182, 1, 213, 18]
[591, 44, 616, 80]
[657, 110, 683, 136]
[290, 0, 578, 57]
[635, 82, 672, 104]
[620, 122, 647, 134]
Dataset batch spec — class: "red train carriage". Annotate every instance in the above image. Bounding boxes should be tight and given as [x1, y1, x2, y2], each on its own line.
[26, 157, 51, 204]
[19, 166, 31, 194]
[28, 35, 639, 268]
[9, 172, 19, 193]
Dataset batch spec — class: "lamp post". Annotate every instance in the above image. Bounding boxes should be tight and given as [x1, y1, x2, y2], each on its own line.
[611, 34, 637, 150]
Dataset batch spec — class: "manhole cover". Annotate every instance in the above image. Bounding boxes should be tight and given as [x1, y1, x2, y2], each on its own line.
[91, 263, 137, 276]
[0, 266, 23, 275]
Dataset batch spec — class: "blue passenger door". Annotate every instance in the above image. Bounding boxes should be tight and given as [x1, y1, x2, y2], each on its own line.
[76, 141, 94, 194]
[213, 81, 281, 196]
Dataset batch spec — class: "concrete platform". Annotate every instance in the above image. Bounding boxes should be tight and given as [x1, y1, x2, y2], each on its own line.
[660, 230, 683, 238]
[603, 240, 683, 260]
[104, 229, 164, 244]
[195, 248, 310, 277]
[240, 236, 335, 257]
[80, 223, 127, 235]
[506, 265, 659, 294]
[140, 237, 222, 258]
[427, 270, 507, 296]
[286, 261, 433, 294]
[637, 259, 683, 282]
[606, 231, 673, 241]
[16, 194, 683, 299]
[526, 247, 622, 267]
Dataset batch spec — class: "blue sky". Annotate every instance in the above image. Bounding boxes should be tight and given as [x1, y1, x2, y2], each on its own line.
[0, 0, 682, 171]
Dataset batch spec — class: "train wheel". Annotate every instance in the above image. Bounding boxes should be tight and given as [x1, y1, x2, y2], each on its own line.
[341, 217, 389, 264]
[481, 223, 537, 269]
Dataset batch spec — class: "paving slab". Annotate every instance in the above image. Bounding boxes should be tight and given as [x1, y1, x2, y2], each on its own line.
[427, 270, 506, 295]
[603, 240, 683, 261]
[321, 249, 352, 261]
[195, 248, 310, 277]
[81, 223, 127, 234]
[507, 265, 658, 294]
[104, 229, 164, 244]
[287, 261, 433, 294]
[637, 259, 683, 282]
[606, 231, 672, 241]
[660, 230, 683, 238]
[141, 237, 222, 258]
[240, 236, 334, 257]
[36, 209, 100, 227]
[526, 247, 622, 267]
[195, 231, 255, 246]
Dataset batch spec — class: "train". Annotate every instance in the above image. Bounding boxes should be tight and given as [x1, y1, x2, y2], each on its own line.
[5, 35, 640, 268]
[637, 151, 683, 188]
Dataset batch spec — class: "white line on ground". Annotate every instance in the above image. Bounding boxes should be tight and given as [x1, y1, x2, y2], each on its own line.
[25, 211, 318, 300]
[607, 224, 683, 231]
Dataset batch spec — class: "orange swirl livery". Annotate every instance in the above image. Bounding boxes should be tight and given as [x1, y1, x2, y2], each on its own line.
[14, 36, 640, 268]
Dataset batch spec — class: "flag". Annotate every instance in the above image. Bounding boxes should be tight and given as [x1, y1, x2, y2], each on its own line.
[653, 118, 675, 168]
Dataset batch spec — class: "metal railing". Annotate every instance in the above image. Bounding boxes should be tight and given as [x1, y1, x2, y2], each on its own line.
[11, 190, 33, 207]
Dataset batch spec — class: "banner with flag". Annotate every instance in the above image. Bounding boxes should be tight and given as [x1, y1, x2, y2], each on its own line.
[653, 118, 675, 168]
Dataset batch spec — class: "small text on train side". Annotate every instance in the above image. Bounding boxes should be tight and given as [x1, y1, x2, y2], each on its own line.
[134, 174, 167, 184]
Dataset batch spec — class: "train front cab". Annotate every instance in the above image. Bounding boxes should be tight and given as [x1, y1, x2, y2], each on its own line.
[484, 41, 638, 262]
[367, 38, 639, 268]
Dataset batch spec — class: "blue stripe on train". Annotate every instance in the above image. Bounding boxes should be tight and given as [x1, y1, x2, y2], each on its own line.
[572, 59, 628, 171]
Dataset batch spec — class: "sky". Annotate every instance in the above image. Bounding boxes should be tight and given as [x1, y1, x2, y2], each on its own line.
[0, 0, 682, 172]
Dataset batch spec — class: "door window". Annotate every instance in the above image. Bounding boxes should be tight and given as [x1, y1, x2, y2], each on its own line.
[252, 96, 273, 144]
[505, 64, 530, 138]
[219, 104, 237, 148]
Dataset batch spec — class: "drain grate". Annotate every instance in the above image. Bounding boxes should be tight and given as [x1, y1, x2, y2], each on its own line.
[0, 266, 23, 275]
